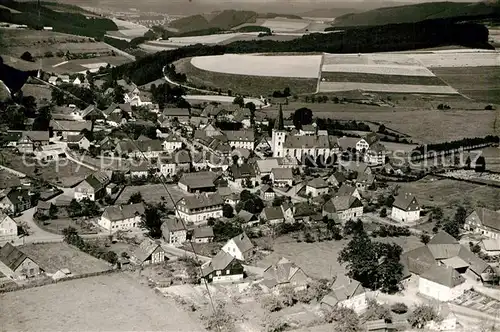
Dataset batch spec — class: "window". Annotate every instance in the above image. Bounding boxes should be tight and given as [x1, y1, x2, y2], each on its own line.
[226, 270, 230, 275]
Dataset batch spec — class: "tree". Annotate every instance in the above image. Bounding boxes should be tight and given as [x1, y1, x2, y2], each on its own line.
[222, 204, 234, 218]
[363, 299, 392, 322]
[283, 87, 291, 97]
[391, 302, 408, 314]
[379, 207, 387, 218]
[233, 95, 244, 108]
[66, 199, 82, 217]
[49, 203, 58, 219]
[292, 107, 312, 129]
[141, 205, 163, 238]
[324, 306, 360, 332]
[443, 220, 460, 239]
[454, 206, 467, 227]
[202, 302, 235, 332]
[272, 196, 285, 207]
[407, 304, 440, 328]
[128, 192, 143, 204]
[384, 195, 395, 207]
[32, 105, 52, 131]
[343, 219, 364, 236]
[113, 84, 125, 104]
[420, 234, 430, 244]
[20, 51, 35, 62]
[378, 124, 386, 133]
[51, 88, 65, 106]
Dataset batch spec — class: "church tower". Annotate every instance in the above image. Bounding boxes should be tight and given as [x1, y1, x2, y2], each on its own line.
[272, 104, 286, 157]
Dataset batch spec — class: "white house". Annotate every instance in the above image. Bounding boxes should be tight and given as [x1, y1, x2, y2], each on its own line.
[73, 77, 81, 85]
[202, 250, 244, 283]
[465, 208, 500, 239]
[176, 193, 223, 224]
[364, 142, 386, 166]
[161, 218, 187, 245]
[162, 134, 183, 152]
[418, 266, 467, 302]
[356, 132, 379, 152]
[74, 172, 109, 201]
[262, 257, 309, 293]
[305, 178, 329, 197]
[98, 203, 145, 232]
[0, 213, 17, 240]
[320, 275, 367, 314]
[391, 193, 421, 223]
[221, 232, 254, 261]
[270, 168, 294, 187]
[67, 134, 90, 150]
[224, 130, 255, 150]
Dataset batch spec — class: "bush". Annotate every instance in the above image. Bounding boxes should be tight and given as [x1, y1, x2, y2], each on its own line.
[391, 302, 408, 314]
[408, 304, 441, 328]
[379, 207, 387, 217]
[261, 294, 284, 312]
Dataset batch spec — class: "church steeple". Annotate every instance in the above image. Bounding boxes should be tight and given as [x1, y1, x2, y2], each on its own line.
[275, 103, 284, 130]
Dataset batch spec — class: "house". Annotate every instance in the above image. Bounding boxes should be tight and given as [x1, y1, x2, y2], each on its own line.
[7, 130, 50, 153]
[34, 143, 67, 162]
[222, 232, 254, 261]
[355, 173, 376, 191]
[323, 195, 363, 223]
[327, 172, 346, 188]
[192, 226, 214, 243]
[224, 130, 255, 150]
[270, 168, 294, 187]
[255, 159, 280, 177]
[66, 134, 90, 150]
[128, 162, 150, 178]
[0, 188, 32, 214]
[418, 265, 467, 301]
[260, 206, 285, 225]
[356, 132, 379, 152]
[99, 203, 145, 232]
[281, 201, 295, 223]
[73, 77, 81, 85]
[276, 134, 339, 160]
[481, 238, 500, 255]
[237, 210, 259, 226]
[299, 124, 316, 136]
[50, 120, 92, 139]
[74, 172, 110, 201]
[336, 184, 362, 200]
[162, 134, 183, 152]
[178, 171, 217, 193]
[391, 193, 421, 223]
[176, 193, 224, 224]
[262, 257, 309, 293]
[228, 163, 257, 188]
[161, 218, 187, 245]
[131, 238, 165, 266]
[341, 161, 372, 176]
[202, 250, 244, 283]
[159, 155, 177, 177]
[0, 212, 17, 240]
[115, 139, 164, 160]
[0, 243, 42, 280]
[159, 108, 190, 126]
[364, 142, 387, 166]
[320, 275, 367, 314]
[48, 76, 59, 85]
[306, 178, 329, 197]
[465, 208, 500, 239]
[260, 184, 276, 201]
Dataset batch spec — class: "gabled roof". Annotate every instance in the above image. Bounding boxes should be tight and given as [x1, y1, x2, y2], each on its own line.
[393, 193, 419, 210]
[263, 257, 308, 288]
[327, 195, 363, 212]
[256, 159, 280, 174]
[427, 244, 461, 260]
[420, 265, 465, 288]
[82, 172, 109, 191]
[271, 167, 293, 180]
[50, 120, 91, 132]
[179, 171, 217, 189]
[224, 130, 254, 142]
[262, 206, 284, 221]
[161, 218, 186, 233]
[471, 208, 500, 232]
[66, 134, 87, 143]
[230, 163, 256, 179]
[180, 193, 224, 210]
[162, 107, 190, 117]
[328, 171, 346, 184]
[133, 238, 163, 264]
[368, 142, 386, 153]
[10, 130, 50, 142]
[401, 245, 437, 275]
[0, 243, 32, 271]
[457, 245, 492, 276]
[283, 135, 332, 149]
[362, 132, 379, 146]
[102, 203, 145, 221]
[337, 184, 357, 197]
[202, 250, 238, 276]
[307, 177, 328, 189]
[237, 210, 257, 223]
[193, 226, 214, 239]
[429, 231, 459, 245]
[341, 161, 369, 174]
[229, 232, 254, 255]
[321, 274, 364, 307]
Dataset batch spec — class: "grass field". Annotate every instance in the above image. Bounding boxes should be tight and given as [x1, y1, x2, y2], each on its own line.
[115, 184, 185, 208]
[0, 169, 22, 189]
[321, 72, 446, 85]
[319, 82, 457, 94]
[0, 274, 204, 331]
[19, 242, 110, 275]
[176, 57, 317, 96]
[431, 66, 500, 104]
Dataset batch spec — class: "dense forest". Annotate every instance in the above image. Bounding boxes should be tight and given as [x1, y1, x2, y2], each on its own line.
[110, 19, 492, 85]
[0, 0, 118, 38]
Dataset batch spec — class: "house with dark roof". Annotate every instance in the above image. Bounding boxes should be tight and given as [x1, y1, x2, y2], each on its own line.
[323, 195, 363, 223]
[237, 209, 258, 226]
[336, 184, 361, 200]
[159, 108, 190, 126]
[260, 184, 276, 201]
[320, 275, 367, 314]
[99, 203, 145, 232]
[0, 187, 33, 214]
[356, 132, 379, 152]
[67, 134, 90, 150]
[178, 171, 218, 193]
[262, 257, 309, 293]
[50, 120, 92, 139]
[364, 142, 387, 166]
[7, 130, 50, 153]
[202, 250, 244, 283]
[260, 206, 285, 225]
[306, 178, 329, 197]
[222, 232, 254, 261]
[391, 193, 421, 223]
[161, 218, 187, 245]
[0, 243, 42, 280]
[74, 172, 110, 201]
[223, 130, 255, 150]
[176, 193, 224, 224]
[327, 172, 346, 188]
[228, 163, 257, 188]
[270, 168, 293, 188]
[465, 208, 500, 240]
[192, 226, 214, 243]
[418, 265, 467, 302]
[131, 238, 165, 266]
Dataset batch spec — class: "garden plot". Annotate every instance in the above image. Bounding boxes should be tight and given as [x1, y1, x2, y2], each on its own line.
[191, 54, 322, 78]
[319, 82, 458, 94]
[262, 19, 310, 32]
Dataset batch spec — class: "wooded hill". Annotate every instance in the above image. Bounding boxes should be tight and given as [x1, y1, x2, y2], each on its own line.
[0, 0, 118, 38]
[332, 1, 500, 27]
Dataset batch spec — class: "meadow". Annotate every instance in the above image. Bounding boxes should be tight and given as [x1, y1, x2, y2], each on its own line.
[318, 82, 457, 94]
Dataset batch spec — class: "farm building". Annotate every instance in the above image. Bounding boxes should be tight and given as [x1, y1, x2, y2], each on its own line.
[66, 134, 90, 150]
[391, 193, 421, 223]
[176, 193, 224, 224]
[74, 172, 110, 201]
[192, 226, 214, 243]
[465, 208, 500, 240]
[202, 250, 244, 283]
[0, 187, 32, 214]
[356, 132, 379, 152]
[260, 185, 276, 201]
[131, 238, 165, 266]
[223, 130, 255, 150]
[262, 257, 309, 293]
[50, 120, 92, 139]
[255, 159, 280, 177]
[327, 172, 346, 187]
[336, 184, 361, 200]
[228, 163, 257, 188]
[320, 275, 367, 314]
[306, 178, 329, 197]
[0, 212, 17, 240]
[418, 265, 467, 302]
[161, 218, 187, 246]
[260, 206, 285, 225]
[178, 171, 218, 193]
[322, 195, 363, 223]
[99, 203, 145, 232]
[222, 232, 254, 262]
[0, 243, 42, 280]
[237, 210, 259, 227]
[270, 168, 293, 187]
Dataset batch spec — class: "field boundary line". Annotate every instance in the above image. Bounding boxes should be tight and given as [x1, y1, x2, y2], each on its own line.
[315, 52, 325, 94]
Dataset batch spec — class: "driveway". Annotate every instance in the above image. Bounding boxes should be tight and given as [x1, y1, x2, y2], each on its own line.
[13, 207, 64, 244]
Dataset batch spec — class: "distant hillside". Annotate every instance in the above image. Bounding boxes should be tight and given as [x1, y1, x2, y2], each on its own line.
[168, 10, 258, 33]
[332, 1, 500, 27]
[0, 0, 117, 38]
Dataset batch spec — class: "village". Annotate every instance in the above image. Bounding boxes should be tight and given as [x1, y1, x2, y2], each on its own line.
[0, 69, 499, 332]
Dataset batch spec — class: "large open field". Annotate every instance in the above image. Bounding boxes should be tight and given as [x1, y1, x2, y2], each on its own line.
[19, 242, 111, 275]
[0, 274, 204, 331]
[175, 57, 317, 96]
